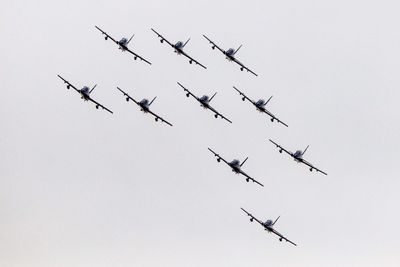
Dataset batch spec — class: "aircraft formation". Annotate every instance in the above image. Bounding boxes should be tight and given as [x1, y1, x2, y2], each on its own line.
[57, 26, 329, 247]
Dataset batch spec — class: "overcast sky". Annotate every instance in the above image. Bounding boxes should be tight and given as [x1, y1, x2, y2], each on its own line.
[1, 0, 400, 266]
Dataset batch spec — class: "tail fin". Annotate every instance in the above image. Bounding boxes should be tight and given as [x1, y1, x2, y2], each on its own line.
[183, 38, 191, 48]
[209, 92, 217, 102]
[233, 44, 242, 55]
[265, 95, 273, 105]
[273, 216, 280, 226]
[240, 157, 248, 167]
[127, 34, 135, 44]
[89, 84, 97, 94]
[149, 96, 157, 106]
[302, 145, 309, 156]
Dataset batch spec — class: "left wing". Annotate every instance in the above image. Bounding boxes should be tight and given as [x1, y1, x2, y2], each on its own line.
[269, 139, 293, 157]
[57, 75, 80, 93]
[240, 208, 265, 226]
[232, 57, 258, 77]
[177, 82, 198, 100]
[207, 105, 232, 124]
[147, 109, 173, 127]
[300, 159, 328, 176]
[233, 86, 254, 103]
[270, 229, 297, 246]
[238, 170, 264, 187]
[87, 97, 113, 114]
[203, 35, 226, 55]
[124, 47, 152, 65]
[95, 26, 119, 45]
[151, 28, 174, 47]
[208, 148, 230, 166]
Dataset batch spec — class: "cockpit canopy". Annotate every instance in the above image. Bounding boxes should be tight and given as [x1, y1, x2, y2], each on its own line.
[255, 99, 265, 106]
[81, 86, 90, 93]
[230, 159, 240, 166]
[140, 99, 149, 105]
[175, 41, 183, 48]
[200, 95, 209, 102]
[263, 219, 273, 227]
[119, 37, 128, 44]
[294, 150, 302, 157]
[226, 48, 235, 56]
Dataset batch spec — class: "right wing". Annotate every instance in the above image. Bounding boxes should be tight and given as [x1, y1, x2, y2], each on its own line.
[207, 105, 233, 124]
[271, 229, 297, 246]
[116, 87, 140, 105]
[208, 148, 230, 166]
[203, 35, 226, 55]
[57, 75, 80, 93]
[269, 139, 293, 157]
[300, 159, 328, 176]
[95, 26, 119, 45]
[179, 50, 207, 69]
[151, 28, 174, 48]
[177, 82, 199, 100]
[233, 86, 254, 103]
[147, 109, 173, 127]
[86, 97, 113, 114]
[124, 47, 152, 65]
[232, 58, 258, 77]
[239, 170, 264, 187]
[240, 208, 265, 227]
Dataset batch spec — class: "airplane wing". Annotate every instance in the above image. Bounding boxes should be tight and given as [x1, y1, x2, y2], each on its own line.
[57, 75, 80, 93]
[240, 208, 265, 226]
[95, 26, 119, 45]
[147, 109, 173, 126]
[269, 139, 293, 157]
[180, 50, 207, 69]
[239, 170, 264, 187]
[151, 28, 174, 47]
[300, 159, 328, 176]
[270, 228, 297, 246]
[232, 58, 258, 77]
[203, 35, 226, 55]
[207, 105, 232, 123]
[87, 97, 113, 114]
[116, 87, 140, 105]
[263, 109, 288, 127]
[124, 47, 152, 65]
[207, 148, 230, 166]
[232, 86, 254, 103]
[177, 82, 199, 100]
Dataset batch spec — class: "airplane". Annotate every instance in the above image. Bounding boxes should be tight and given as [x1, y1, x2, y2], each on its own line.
[208, 148, 263, 187]
[269, 139, 327, 175]
[116, 87, 173, 126]
[233, 86, 288, 127]
[57, 75, 113, 114]
[240, 208, 297, 246]
[177, 82, 232, 123]
[151, 28, 207, 69]
[203, 35, 258, 76]
[95, 26, 152, 65]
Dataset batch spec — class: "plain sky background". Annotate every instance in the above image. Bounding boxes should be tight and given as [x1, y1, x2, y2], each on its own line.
[1, 0, 400, 266]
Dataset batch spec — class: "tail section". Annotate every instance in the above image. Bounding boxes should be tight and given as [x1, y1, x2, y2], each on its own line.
[89, 84, 97, 94]
[183, 38, 191, 48]
[240, 157, 248, 167]
[302, 145, 309, 156]
[149, 96, 157, 106]
[273, 216, 280, 226]
[209, 92, 217, 102]
[233, 44, 242, 55]
[127, 34, 135, 44]
[265, 95, 273, 105]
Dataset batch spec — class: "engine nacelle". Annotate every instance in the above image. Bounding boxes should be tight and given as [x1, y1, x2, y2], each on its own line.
[240, 67, 244, 71]
[126, 97, 129, 102]
[250, 218, 253, 222]
[160, 39, 164, 43]
[67, 85, 70, 89]
[212, 46, 215, 50]
[217, 158, 221, 162]
[279, 238, 283, 242]
[134, 56, 137, 60]
[155, 117, 158, 122]
[271, 118, 274, 122]
[96, 105, 99, 109]
[242, 97, 245, 101]
[246, 178, 249, 182]
[189, 60, 193, 64]
[310, 168, 313, 172]
[214, 114, 218, 118]
[105, 36, 108, 40]
[279, 149, 283, 153]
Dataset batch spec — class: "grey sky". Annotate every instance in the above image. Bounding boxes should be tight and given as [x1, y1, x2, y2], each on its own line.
[1, 0, 400, 266]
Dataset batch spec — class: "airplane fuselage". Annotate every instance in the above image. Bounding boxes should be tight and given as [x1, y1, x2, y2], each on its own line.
[80, 87, 91, 100]
[199, 95, 210, 108]
[292, 151, 304, 162]
[139, 99, 150, 113]
[118, 38, 128, 50]
[229, 160, 241, 173]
